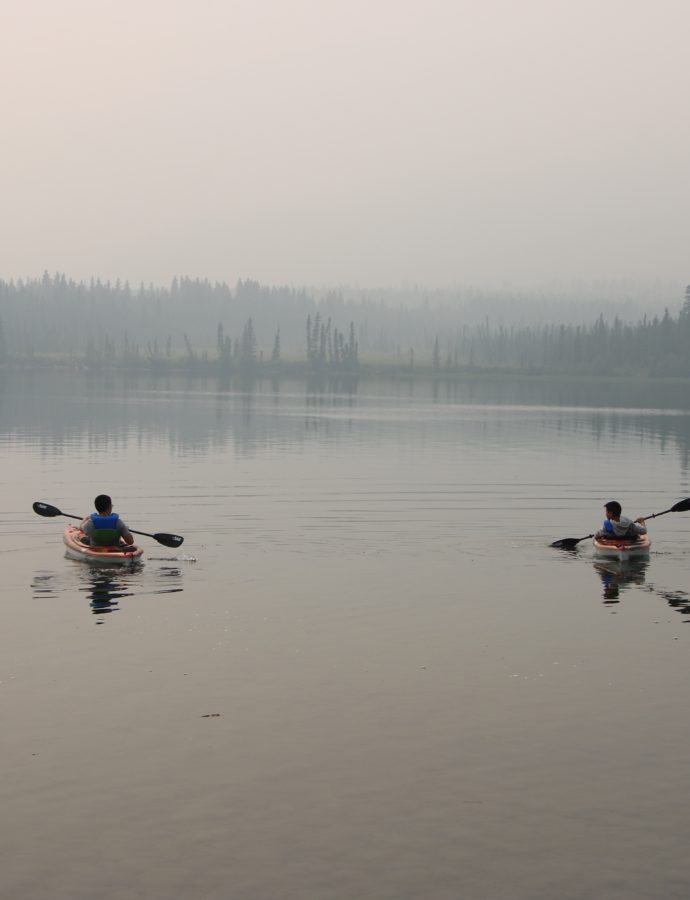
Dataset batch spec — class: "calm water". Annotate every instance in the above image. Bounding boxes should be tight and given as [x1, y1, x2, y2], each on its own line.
[2, 370, 690, 900]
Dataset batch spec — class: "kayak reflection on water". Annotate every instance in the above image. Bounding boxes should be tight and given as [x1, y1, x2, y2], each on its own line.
[82, 566, 184, 622]
[594, 558, 649, 603]
[593, 560, 690, 623]
[85, 572, 132, 617]
[31, 563, 184, 623]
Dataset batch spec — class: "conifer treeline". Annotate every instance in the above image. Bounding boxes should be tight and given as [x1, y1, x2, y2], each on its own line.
[0, 273, 688, 376]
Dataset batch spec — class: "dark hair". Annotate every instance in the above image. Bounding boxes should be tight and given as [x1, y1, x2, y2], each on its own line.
[605, 500, 622, 516]
[94, 494, 112, 513]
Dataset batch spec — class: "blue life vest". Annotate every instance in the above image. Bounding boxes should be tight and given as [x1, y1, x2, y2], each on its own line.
[603, 519, 615, 535]
[90, 513, 120, 546]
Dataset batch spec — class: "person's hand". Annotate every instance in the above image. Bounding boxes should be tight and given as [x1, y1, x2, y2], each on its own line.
[634, 517, 646, 524]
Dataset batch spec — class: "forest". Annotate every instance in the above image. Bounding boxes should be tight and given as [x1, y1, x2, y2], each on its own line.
[0, 272, 689, 378]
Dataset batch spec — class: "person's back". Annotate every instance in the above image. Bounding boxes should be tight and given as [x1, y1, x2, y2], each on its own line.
[81, 494, 134, 546]
[596, 500, 647, 540]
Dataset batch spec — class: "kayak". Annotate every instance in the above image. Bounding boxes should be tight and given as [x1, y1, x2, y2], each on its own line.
[592, 533, 651, 561]
[63, 524, 144, 565]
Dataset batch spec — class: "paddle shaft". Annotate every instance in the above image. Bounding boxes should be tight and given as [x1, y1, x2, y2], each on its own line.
[643, 507, 674, 520]
[59, 510, 161, 541]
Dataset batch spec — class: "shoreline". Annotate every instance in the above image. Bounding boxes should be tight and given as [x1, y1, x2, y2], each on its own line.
[3, 357, 690, 386]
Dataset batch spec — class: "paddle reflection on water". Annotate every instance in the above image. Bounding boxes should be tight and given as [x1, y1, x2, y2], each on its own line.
[659, 589, 690, 620]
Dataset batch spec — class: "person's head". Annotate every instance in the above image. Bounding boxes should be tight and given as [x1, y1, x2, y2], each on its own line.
[605, 500, 622, 519]
[94, 494, 113, 514]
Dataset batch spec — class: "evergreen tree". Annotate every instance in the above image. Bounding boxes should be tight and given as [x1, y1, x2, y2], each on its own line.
[349, 322, 358, 366]
[241, 317, 257, 364]
[219, 335, 232, 368]
[432, 336, 441, 369]
[271, 328, 281, 364]
[306, 314, 313, 362]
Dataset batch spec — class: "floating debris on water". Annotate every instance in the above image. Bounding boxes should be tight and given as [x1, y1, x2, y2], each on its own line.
[150, 555, 198, 562]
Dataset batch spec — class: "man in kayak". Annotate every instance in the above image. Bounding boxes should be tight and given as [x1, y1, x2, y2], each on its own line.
[80, 494, 135, 547]
[595, 500, 647, 540]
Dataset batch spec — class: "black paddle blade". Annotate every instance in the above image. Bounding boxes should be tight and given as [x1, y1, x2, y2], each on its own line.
[153, 532, 184, 548]
[33, 501, 62, 518]
[550, 534, 593, 550]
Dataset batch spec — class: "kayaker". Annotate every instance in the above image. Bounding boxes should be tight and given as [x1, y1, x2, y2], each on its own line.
[595, 500, 647, 540]
[80, 494, 135, 547]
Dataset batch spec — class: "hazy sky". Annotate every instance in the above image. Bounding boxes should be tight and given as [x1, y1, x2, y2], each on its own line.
[2, 0, 689, 289]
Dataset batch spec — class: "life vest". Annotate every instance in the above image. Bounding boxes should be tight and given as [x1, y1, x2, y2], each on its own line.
[91, 513, 120, 546]
[603, 519, 615, 535]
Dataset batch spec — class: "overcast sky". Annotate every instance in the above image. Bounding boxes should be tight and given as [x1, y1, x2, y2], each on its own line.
[1, 0, 688, 290]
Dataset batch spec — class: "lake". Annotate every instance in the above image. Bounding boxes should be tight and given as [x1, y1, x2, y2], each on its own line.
[2, 369, 690, 899]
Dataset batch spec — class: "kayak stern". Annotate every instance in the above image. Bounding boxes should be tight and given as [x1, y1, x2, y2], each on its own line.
[592, 534, 651, 561]
[63, 524, 144, 565]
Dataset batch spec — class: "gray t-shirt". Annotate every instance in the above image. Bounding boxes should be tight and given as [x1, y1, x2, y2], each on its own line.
[596, 515, 646, 538]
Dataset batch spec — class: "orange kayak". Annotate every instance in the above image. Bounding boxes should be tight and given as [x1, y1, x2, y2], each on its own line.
[63, 524, 144, 565]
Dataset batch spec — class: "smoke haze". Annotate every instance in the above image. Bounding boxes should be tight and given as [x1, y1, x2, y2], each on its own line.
[2, 0, 688, 290]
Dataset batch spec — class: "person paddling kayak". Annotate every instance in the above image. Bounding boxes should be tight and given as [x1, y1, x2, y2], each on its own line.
[80, 494, 135, 547]
[595, 500, 647, 540]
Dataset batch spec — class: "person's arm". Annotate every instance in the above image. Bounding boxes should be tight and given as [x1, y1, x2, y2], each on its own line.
[117, 519, 135, 545]
[633, 517, 647, 534]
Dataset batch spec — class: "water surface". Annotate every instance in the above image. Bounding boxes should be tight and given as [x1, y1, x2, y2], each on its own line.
[2, 371, 689, 899]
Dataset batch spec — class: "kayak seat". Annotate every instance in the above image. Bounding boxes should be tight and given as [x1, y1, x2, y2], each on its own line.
[91, 528, 121, 546]
[80, 534, 123, 548]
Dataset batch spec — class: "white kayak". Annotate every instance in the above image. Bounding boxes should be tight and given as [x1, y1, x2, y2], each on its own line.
[592, 533, 651, 561]
[63, 524, 144, 565]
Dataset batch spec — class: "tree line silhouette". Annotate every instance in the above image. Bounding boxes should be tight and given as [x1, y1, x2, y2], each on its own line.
[0, 272, 688, 377]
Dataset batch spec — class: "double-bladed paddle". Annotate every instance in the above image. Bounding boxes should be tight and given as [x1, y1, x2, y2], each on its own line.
[32, 501, 184, 548]
[550, 497, 690, 550]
